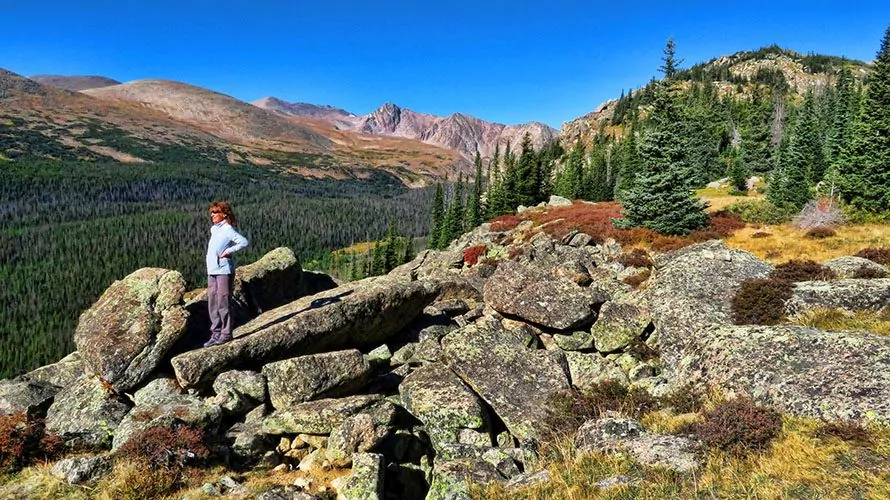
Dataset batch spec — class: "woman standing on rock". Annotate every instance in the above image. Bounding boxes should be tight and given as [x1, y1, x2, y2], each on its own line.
[204, 201, 249, 347]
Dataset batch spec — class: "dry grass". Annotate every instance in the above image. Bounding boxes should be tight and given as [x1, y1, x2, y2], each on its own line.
[473, 417, 890, 500]
[789, 308, 890, 336]
[696, 187, 762, 212]
[724, 224, 890, 263]
[0, 462, 90, 500]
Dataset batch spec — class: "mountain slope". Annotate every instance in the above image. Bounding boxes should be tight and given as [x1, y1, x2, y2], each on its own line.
[30, 75, 121, 92]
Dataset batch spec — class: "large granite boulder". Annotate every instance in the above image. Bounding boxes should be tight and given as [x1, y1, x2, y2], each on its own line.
[575, 417, 699, 472]
[399, 363, 489, 449]
[111, 377, 223, 451]
[331, 452, 385, 500]
[261, 395, 384, 435]
[563, 351, 629, 390]
[45, 376, 131, 450]
[644, 241, 772, 382]
[427, 458, 504, 500]
[483, 260, 607, 330]
[442, 319, 570, 442]
[263, 350, 372, 409]
[325, 402, 398, 467]
[0, 379, 58, 417]
[589, 302, 652, 353]
[18, 351, 85, 388]
[823, 256, 888, 279]
[786, 279, 890, 316]
[74, 268, 188, 392]
[171, 276, 440, 388]
[236, 247, 305, 315]
[670, 324, 890, 423]
[211, 369, 267, 415]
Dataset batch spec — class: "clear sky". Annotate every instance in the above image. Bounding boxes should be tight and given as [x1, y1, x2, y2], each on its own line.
[1, 1, 888, 129]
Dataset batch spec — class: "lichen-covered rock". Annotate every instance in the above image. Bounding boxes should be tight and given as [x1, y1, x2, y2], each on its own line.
[823, 256, 889, 279]
[19, 351, 85, 388]
[442, 319, 570, 442]
[0, 379, 58, 417]
[786, 279, 890, 316]
[331, 452, 384, 500]
[263, 350, 371, 409]
[399, 363, 488, 449]
[236, 247, 305, 315]
[325, 403, 398, 467]
[483, 260, 607, 330]
[590, 302, 652, 353]
[261, 395, 383, 435]
[575, 418, 699, 472]
[211, 369, 266, 414]
[45, 376, 130, 450]
[563, 351, 629, 390]
[426, 458, 504, 500]
[74, 267, 188, 392]
[50, 455, 111, 485]
[645, 241, 772, 383]
[171, 276, 440, 388]
[111, 377, 223, 451]
[672, 323, 890, 423]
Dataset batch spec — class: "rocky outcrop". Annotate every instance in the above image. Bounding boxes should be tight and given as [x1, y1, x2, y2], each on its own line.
[171, 277, 439, 388]
[45, 376, 131, 449]
[0, 379, 58, 416]
[823, 256, 889, 279]
[263, 350, 372, 409]
[74, 268, 188, 392]
[18, 351, 84, 388]
[786, 279, 890, 316]
[575, 418, 699, 472]
[442, 319, 570, 441]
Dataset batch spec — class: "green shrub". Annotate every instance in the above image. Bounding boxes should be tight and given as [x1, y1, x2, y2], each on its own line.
[684, 397, 782, 454]
[0, 412, 63, 472]
[724, 199, 792, 224]
[770, 260, 836, 282]
[731, 278, 795, 325]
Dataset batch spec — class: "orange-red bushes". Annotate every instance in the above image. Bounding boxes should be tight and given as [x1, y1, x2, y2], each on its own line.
[855, 247, 890, 265]
[0, 412, 63, 472]
[463, 245, 487, 266]
[708, 210, 746, 237]
[489, 214, 524, 232]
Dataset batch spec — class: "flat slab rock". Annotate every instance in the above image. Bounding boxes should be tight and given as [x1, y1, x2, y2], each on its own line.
[442, 319, 570, 442]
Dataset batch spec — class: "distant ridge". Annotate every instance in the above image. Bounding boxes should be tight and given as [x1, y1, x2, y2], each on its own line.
[30, 75, 121, 92]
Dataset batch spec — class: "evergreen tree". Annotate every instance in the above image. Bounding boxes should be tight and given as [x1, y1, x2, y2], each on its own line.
[383, 224, 398, 272]
[728, 148, 749, 193]
[465, 150, 484, 229]
[616, 81, 709, 235]
[371, 241, 386, 276]
[429, 183, 445, 250]
[514, 133, 541, 206]
[659, 38, 684, 79]
[614, 124, 641, 198]
[401, 236, 416, 264]
[554, 140, 585, 199]
[825, 68, 859, 167]
[442, 177, 465, 248]
[838, 25, 890, 212]
[787, 89, 827, 184]
[500, 141, 519, 213]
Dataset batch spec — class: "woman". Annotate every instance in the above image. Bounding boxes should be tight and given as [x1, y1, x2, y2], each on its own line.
[204, 201, 249, 347]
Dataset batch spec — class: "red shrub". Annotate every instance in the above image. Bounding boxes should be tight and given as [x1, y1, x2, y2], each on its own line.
[751, 231, 772, 239]
[622, 269, 651, 288]
[855, 247, 890, 265]
[770, 260, 836, 282]
[463, 245, 488, 266]
[612, 227, 661, 246]
[617, 248, 653, 268]
[688, 229, 725, 242]
[731, 278, 795, 325]
[685, 398, 783, 454]
[535, 202, 624, 243]
[0, 412, 63, 472]
[650, 236, 692, 253]
[709, 210, 747, 237]
[116, 425, 211, 471]
[805, 227, 836, 239]
[489, 214, 524, 232]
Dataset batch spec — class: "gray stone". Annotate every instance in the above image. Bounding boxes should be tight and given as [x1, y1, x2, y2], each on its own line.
[74, 268, 188, 392]
[263, 349, 371, 409]
[365, 345, 392, 367]
[426, 459, 504, 500]
[590, 302, 652, 353]
[325, 402, 398, 467]
[548, 195, 573, 207]
[171, 276, 440, 388]
[212, 369, 266, 414]
[331, 452, 384, 500]
[506, 469, 551, 489]
[786, 279, 890, 316]
[19, 351, 85, 388]
[399, 363, 487, 450]
[45, 376, 130, 450]
[568, 233, 593, 248]
[0, 379, 58, 417]
[575, 418, 699, 472]
[49, 455, 111, 485]
[823, 256, 888, 279]
[262, 395, 383, 435]
[442, 319, 570, 441]
[552, 330, 594, 351]
[563, 351, 629, 390]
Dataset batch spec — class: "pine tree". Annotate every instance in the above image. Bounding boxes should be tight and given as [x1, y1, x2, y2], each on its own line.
[787, 89, 827, 184]
[614, 124, 641, 198]
[429, 183, 445, 250]
[383, 224, 398, 272]
[442, 177, 464, 248]
[371, 241, 386, 276]
[838, 25, 890, 212]
[659, 38, 684, 80]
[615, 81, 709, 235]
[825, 68, 859, 167]
[514, 133, 540, 207]
[554, 140, 585, 199]
[465, 150, 484, 229]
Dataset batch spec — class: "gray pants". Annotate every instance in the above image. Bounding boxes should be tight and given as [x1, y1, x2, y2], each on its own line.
[208, 274, 234, 340]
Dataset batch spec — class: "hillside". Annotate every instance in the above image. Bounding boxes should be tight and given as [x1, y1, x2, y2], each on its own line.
[30, 74, 121, 91]
[254, 99, 559, 163]
[0, 70, 463, 184]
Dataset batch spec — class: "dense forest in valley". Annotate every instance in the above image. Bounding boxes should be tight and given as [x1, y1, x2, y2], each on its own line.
[0, 160, 434, 378]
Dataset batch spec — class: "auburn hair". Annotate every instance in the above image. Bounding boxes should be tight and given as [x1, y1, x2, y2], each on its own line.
[209, 200, 238, 226]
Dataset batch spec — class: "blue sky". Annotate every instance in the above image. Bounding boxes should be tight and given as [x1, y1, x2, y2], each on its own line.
[1, 1, 888, 128]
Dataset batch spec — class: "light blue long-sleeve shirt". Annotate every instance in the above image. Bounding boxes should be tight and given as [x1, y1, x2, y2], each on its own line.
[206, 221, 249, 275]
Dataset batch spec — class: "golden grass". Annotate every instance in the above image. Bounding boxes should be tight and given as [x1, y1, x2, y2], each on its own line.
[473, 417, 890, 500]
[724, 223, 890, 263]
[789, 308, 890, 336]
[0, 462, 90, 500]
